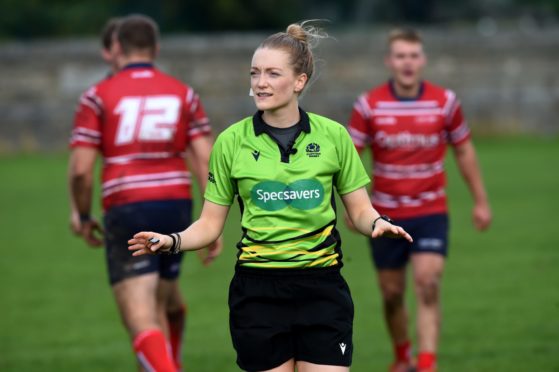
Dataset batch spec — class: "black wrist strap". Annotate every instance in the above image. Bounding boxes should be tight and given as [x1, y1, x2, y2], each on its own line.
[79, 213, 91, 223]
[372, 215, 393, 232]
[167, 234, 177, 253]
[164, 233, 182, 255]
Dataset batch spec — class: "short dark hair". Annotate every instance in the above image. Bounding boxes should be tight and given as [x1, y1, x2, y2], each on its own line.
[100, 17, 120, 50]
[387, 28, 423, 47]
[117, 14, 159, 56]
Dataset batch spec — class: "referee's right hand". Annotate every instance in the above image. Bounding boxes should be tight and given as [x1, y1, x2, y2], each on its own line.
[372, 219, 413, 243]
[128, 232, 172, 256]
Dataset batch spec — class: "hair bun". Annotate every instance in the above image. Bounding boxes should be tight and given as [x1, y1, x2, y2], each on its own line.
[286, 24, 308, 44]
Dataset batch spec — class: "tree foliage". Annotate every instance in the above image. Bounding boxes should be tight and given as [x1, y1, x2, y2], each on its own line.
[0, 0, 557, 39]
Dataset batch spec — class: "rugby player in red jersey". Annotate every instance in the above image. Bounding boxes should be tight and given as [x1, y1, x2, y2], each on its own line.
[347, 29, 492, 372]
[68, 15, 221, 371]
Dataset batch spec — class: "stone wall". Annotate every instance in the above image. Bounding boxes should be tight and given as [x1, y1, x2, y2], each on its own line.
[1, 28, 558, 152]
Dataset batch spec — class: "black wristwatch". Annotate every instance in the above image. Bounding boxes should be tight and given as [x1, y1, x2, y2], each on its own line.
[372, 215, 393, 232]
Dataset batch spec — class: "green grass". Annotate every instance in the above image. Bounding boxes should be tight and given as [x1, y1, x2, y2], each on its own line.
[1, 137, 558, 371]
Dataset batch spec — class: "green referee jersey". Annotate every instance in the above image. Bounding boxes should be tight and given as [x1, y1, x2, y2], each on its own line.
[204, 108, 370, 269]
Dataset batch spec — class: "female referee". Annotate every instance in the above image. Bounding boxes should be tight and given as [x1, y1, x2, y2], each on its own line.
[129, 22, 412, 372]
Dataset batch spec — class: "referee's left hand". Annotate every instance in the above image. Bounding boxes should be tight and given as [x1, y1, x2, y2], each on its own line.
[372, 219, 413, 243]
[197, 235, 223, 266]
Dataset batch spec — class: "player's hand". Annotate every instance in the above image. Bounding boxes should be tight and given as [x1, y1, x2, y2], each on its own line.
[81, 218, 104, 247]
[69, 210, 82, 236]
[473, 202, 492, 231]
[343, 213, 359, 233]
[128, 232, 172, 256]
[372, 219, 413, 243]
[198, 235, 223, 266]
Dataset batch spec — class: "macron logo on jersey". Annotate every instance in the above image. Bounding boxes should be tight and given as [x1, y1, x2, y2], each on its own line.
[374, 131, 441, 149]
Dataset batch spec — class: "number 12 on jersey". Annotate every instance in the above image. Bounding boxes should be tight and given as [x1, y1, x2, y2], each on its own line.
[114, 95, 181, 145]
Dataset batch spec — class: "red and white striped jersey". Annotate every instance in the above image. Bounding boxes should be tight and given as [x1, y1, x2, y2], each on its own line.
[70, 63, 211, 210]
[348, 80, 470, 219]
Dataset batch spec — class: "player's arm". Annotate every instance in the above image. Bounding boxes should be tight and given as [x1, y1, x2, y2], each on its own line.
[185, 135, 212, 193]
[184, 135, 223, 265]
[341, 187, 412, 242]
[446, 97, 492, 231]
[69, 146, 103, 246]
[344, 97, 371, 232]
[68, 191, 81, 236]
[128, 200, 229, 256]
[452, 140, 492, 231]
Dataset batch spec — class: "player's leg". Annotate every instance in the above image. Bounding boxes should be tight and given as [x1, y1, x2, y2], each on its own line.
[157, 277, 186, 370]
[260, 359, 296, 372]
[410, 213, 449, 372]
[378, 269, 408, 343]
[155, 199, 191, 370]
[296, 361, 349, 372]
[294, 271, 353, 372]
[411, 253, 444, 371]
[229, 270, 295, 372]
[370, 236, 413, 372]
[378, 269, 412, 371]
[112, 274, 176, 372]
[104, 202, 177, 372]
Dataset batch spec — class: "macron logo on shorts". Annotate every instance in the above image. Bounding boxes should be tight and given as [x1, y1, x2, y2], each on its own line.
[339, 342, 347, 355]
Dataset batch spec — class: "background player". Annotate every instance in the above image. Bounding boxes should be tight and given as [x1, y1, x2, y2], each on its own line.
[68, 14, 220, 371]
[347, 29, 492, 372]
[69, 17, 120, 235]
[100, 17, 121, 75]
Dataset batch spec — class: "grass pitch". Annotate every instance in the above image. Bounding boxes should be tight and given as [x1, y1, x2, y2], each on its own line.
[0, 137, 558, 371]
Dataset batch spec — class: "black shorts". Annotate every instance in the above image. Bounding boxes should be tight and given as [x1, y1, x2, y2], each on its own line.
[228, 267, 354, 371]
[370, 213, 449, 270]
[103, 199, 192, 285]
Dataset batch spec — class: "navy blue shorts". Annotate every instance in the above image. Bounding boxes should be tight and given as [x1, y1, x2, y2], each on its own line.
[370, 213, 448, 270]
[103, 199, 192, 285]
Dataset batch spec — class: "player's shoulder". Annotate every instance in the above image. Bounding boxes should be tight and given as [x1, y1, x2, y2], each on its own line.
[361, 81, 392, 103]
[80, 73, 119, 101]
[153, 69, 191, 90]
[80, 77, 108, 97]
[77, 80, 106, 114]
[422, 80, 458, 104]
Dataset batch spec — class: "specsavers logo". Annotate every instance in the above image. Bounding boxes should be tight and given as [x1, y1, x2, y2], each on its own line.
[251, 179, 324, 211]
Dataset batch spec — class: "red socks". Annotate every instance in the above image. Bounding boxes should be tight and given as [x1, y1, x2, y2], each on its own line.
[133, 329, 176, 372]
[167, 305, 187, 370]
[394, 340, 412, 363]
[394, 341, 437, 370]
[417, 351, 437, 370]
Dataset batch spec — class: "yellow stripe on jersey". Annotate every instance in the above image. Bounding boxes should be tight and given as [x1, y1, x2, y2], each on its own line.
[238, 225, 338, 268]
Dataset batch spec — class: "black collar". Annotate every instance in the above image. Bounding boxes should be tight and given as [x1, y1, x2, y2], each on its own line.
[388, 79, 424, 101]
[253, 107, 311, 136]
[122, 62, 154, 71]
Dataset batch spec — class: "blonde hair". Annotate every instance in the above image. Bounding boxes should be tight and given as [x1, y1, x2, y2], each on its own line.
[259, 21, 327, 91]
[387, 28, 423, 49]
